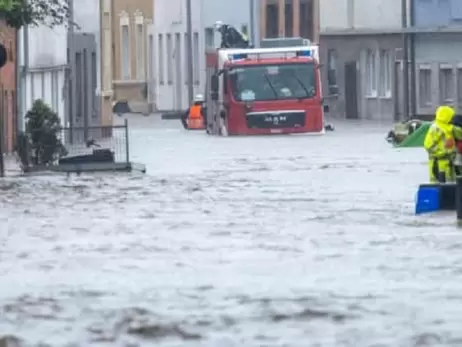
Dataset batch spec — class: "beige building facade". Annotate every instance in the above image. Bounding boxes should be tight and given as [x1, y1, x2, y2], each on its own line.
[100, 0, 153, 118]
[259, 0, 319, 43]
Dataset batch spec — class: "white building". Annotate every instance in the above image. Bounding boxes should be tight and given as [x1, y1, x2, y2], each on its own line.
[152, 0, 254, 111]
[18, 24, 67, 128]
[18, 0, 100, 129]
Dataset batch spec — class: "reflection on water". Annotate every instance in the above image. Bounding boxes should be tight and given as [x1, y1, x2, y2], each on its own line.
[0, 117, 461, 346]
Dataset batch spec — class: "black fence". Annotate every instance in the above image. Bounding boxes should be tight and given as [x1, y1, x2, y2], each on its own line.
[58, 121, 129, 164]
[3, 119, 130, 175]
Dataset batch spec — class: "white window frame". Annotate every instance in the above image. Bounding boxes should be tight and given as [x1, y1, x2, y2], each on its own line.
[327, 49, 338, 95]
[365, 49, 377, 97]
[184, 33, 188, 85]
[418, 64, 432, 109]
[166, 33, 173, 85]
[158, 34, 164, 84]
[439, 64, 455, 105]
[379, 49, 391, 98]
[193, 32, 199, 85]
[135, 11, 145, 81]
[120, 12, 130, 80]
[457, 64, 462, 106]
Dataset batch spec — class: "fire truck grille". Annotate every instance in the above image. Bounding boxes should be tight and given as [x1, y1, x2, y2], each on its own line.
[246, 111, 306, 129]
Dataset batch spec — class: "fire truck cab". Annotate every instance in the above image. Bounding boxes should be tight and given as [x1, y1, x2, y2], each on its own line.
[205, 39, 327, 136]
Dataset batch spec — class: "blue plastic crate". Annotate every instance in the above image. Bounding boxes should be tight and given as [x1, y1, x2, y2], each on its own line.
[415, 186, 440, 214]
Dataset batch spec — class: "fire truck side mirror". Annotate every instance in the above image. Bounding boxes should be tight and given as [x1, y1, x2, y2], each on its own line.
[211, 74, 219, 100]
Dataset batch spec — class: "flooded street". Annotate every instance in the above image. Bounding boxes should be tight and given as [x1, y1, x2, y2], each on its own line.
[1, 115, 462, 346]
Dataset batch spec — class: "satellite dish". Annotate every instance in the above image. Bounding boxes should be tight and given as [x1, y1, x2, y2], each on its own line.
[0, 44, 6, 68]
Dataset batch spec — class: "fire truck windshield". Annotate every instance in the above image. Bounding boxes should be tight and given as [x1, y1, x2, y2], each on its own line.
[228, 62, 316, 102]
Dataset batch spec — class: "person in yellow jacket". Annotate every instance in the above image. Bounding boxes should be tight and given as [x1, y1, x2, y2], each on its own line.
[423, 105, 462, 182]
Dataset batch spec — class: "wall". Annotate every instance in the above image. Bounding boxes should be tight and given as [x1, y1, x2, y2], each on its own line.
[0, 20, 16, 153]
[319, 34, 400, 121]
[320, 0, 406, 32]
[413, 0, 462, 27]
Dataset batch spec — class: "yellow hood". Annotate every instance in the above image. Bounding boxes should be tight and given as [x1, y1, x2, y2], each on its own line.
[435, 105, 455, 126]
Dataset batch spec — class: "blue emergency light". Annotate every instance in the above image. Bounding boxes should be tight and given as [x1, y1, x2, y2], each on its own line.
[229, 53, 247, 60]
[296, 49, 311, 57]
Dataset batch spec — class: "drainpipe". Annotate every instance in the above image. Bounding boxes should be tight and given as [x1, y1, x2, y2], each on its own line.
[67, 0, 74, 142]
[249, 0, 255, 45]
[15, 28, 21, 136]
[402, 0, 409, 121]
[18, 0, 29, 134]
[409, 0, 417, 117]
[185, 0, 194, 106]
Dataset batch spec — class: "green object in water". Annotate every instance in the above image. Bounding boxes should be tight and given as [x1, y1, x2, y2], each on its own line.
[395, 122, 430, 147]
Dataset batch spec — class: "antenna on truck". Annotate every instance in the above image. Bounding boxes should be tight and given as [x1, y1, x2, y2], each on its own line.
[215, 21, 250, 49]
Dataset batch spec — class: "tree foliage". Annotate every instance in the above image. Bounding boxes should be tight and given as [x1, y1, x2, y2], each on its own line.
[3, 0, 70, 29]
[25, 99, 67, 166]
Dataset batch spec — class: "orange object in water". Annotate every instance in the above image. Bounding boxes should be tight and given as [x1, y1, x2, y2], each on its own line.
[187, 105, 205, 130]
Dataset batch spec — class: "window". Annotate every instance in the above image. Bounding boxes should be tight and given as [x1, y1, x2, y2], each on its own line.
[166, 33, 172, 84]
[205, 27, 214, 48]
[457, 68, 462, 104]
[299, 0, 313, 41]
[121, 24, 130, 80]
[136, 23, 144, 80]
[158, 34, 164, 84]
[229, 63, 316, 101]
[365, 49, 377, 96]
[76, 52, 82, 119]
[193, 32, 199, 85]
[450, 0, 462, 20]
[418, 66, 432, 108]
[184, 33, 189, 84]
[204, 27, 214, 48]
[439, 66, 454, 104]
[265, 4, 278, 38]
[285, 1, 293, 37]
[103, 29, 111, 88]
[148, 34, 153, 81]
[175, 32, 181, 84]
[379, 49, 391, 97]
[327, 49, 338, 95]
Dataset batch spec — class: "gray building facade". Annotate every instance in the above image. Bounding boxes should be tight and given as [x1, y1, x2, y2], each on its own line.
[66, 32, 100, 143]
[412, 0, 462, 116]
[319, 0, 405, 121]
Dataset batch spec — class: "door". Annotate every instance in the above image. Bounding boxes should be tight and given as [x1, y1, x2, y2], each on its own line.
[174, 33, 182, 110]
[344, 61, 358, 119]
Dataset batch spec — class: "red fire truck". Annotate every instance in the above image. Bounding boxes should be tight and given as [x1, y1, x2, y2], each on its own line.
[204, 39, 328, 136]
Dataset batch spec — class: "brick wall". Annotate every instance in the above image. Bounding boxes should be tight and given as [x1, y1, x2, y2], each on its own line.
[0, 19, 16, 153]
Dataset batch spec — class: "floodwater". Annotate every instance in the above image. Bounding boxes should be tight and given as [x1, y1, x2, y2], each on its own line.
[1, 115, 461, 347]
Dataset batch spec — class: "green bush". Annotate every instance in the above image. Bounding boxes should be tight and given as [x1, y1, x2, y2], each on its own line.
[25, 99, 67, 165]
